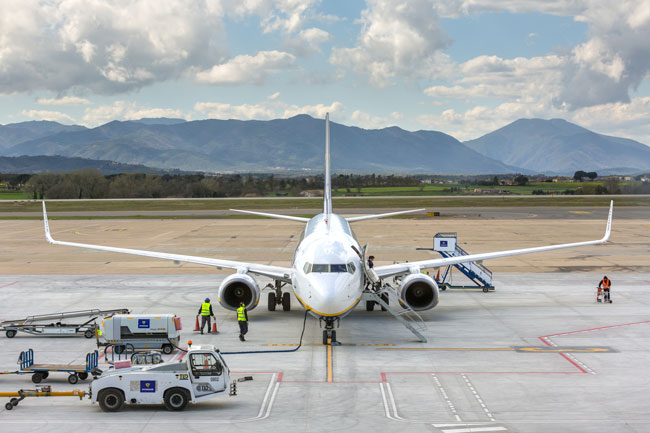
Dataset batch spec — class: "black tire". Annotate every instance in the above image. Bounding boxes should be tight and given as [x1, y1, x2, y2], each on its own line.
[483, 287, 489, 293]
[331, 330, 337, 343]
[41, 372, 49, 379]
[114, 345, 126, 355]
[78, 372, 88, 380]
[68, 374, 79, 384]
[268, 292, 276, 311]
[10, 398, 18, 405]
[98, 388, 124, 412]
[164, 388, 189, 411]
[282, 292, 291, 311]
[31, 373, 43, 384]
[322, 330, 328, 345]
[5, 402, 13, 410]
[381, 294, 388, 311]
[5, 329, 16, 338]
[366, 301, 375, 311]
[84, 330, 94, 339]
[162, 344, 173, 355]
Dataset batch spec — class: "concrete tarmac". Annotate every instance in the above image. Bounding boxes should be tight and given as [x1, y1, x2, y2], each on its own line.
[0, 210, 649, 432]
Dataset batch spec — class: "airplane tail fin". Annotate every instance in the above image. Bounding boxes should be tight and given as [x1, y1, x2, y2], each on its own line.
[323, 113, 332, 216]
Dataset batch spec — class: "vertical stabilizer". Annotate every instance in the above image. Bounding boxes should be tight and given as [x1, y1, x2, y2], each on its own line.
[323, 113, 332, 216]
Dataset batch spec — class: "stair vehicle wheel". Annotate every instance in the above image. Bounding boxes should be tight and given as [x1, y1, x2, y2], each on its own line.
[5, 329, 16, 338]
[162, 344, 173, 355]
[282, 292, 291, 311]
[381, 294, 388, 311]
[41, 372, 49, 379]
[31, 372, 43, 384]
[366, 301, 374, 311]
[268, 292, 276, 311]
[164, 388, 189, 411]
[78, 372, 88, 380]
[84, 329, 94, 339]
[68, 374, 79, 384]
[98, 388, 124, 412]
[322, 330, 328, 345]
[483, 287, 488, 293]
[5, 402, 13, 410]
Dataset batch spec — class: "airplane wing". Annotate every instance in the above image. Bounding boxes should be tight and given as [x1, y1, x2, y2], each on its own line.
[42, 202, 293, 282]
[374, 201, 613, 279]
[346, 208, 425, 222]
[230, 209, 310, 222]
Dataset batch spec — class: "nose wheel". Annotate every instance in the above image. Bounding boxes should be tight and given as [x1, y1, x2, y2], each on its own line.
[321, 318, 340, 345]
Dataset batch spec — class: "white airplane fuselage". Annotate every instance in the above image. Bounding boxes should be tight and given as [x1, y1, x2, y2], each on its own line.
[291, 213, 365, 318]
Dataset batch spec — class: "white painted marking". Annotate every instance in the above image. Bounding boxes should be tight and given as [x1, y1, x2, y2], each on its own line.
[433, 374, 462, 422]
[461, 374, 495, 422]
[441, 427, 507, 433]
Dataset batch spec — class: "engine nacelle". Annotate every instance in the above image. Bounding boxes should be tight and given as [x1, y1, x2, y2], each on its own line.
[398, 273, 440, 311]
[217, 274, 260, 311]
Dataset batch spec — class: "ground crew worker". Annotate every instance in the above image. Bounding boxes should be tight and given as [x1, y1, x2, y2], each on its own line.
[598, 276, 612, 303]
[198, 298, 215, 334]
[237, 302, 248, 341]
[368, 255, 375, 269]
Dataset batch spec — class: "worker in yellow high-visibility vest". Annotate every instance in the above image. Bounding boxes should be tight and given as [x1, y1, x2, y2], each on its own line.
[198, 298, 215, 334]
[237, 303, 248, 341]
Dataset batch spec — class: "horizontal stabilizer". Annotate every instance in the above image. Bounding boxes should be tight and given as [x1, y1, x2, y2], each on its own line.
[346, 208, 425, 222]
[230, 209, 310, 222]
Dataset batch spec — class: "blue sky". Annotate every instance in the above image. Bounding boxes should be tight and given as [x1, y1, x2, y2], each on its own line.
[1, 0, 649, 145]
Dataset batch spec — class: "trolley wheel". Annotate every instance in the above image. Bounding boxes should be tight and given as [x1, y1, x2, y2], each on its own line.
[366, 301, 375, 311]
[68, 374, 79, 384]
[78, 372, 88, 380]
[31, 372, 43, 384]
[5, 329, 16, 338]
[162, 344, 173, 355]
[41, 372, 49, 379]
[5, 402, 13, 410]
[98, 388, 124, 412]
[84, 330, 94, 339]
[114, 345, 126, 355]
[322, 330, 328, 345]
[268, 292, 276, 311]
[10, 398, 18, 405]
[164, 387, 189, 411]
[282, 292, 291, 311]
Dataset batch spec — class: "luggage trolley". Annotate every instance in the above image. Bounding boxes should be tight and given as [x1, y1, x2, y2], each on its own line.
[16, 349, 101, 384]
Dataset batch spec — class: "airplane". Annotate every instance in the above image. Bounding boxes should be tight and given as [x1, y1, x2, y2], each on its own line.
[42, 114, 613, 345]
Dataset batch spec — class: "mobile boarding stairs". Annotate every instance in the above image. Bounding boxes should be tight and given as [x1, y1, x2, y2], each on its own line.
[1, 309, 129, 339]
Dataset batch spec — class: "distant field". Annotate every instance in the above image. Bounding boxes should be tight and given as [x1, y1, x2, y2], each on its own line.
[0, 190, 31, 200]
[0, 195, 648, 214]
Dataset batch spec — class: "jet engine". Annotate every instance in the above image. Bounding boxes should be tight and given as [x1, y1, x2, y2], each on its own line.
[397, 273, 440, 311]
[217, 274, 260, 311]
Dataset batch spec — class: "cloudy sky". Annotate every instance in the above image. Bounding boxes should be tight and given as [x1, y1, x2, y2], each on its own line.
[1, 0, 649, 144]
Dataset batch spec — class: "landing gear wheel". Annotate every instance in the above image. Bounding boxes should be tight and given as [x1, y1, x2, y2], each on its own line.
[41, 372, 49, 379]
[68, 374, 79, 384]
[78, 372, 88, 380]
[366, 301, 375, 311]
[282, 292, 291, 311]
[31, 373, 43, 384]
[331, 330, 337, 343]
[162, 344, 173, 355]
[323, 330, 328, 345]
[98, 389, 124, 412]
[381, 294, 388, 311]
[84, 330, 94, 339]
[268, 292, 276, 311]
[5, 329, 16, 338]
[164, 388, 189, 411]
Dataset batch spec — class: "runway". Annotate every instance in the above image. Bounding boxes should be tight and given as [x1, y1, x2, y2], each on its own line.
[1, 273, 650, 432]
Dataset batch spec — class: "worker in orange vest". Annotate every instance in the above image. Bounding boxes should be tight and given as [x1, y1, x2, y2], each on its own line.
[598, 276, 612, 303]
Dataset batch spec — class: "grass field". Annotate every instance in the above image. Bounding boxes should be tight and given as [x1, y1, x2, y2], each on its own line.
[0, 190, 31, 200]
[0, 195, 648, 214]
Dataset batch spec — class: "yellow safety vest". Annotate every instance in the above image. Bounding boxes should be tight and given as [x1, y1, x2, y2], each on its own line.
[201, 302, 211, 316]
[237, 306, 247, 321]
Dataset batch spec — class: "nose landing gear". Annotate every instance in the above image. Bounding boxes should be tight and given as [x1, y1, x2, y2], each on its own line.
[320, 318, 340, 345]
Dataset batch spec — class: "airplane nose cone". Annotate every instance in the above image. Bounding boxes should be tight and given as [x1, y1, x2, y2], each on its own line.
[308, 276, 354, 316]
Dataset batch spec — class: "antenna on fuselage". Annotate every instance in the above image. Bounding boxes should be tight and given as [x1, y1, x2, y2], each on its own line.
[323, 113, 332, 219]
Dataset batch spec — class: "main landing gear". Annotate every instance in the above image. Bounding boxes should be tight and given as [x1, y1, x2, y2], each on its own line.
[267, 281, 291, 312]
[321, 318, 340, 345]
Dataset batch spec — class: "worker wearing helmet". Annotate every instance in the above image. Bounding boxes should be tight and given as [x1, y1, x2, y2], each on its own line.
[237, 302, 248, 342]
[198, 298, 215, 334]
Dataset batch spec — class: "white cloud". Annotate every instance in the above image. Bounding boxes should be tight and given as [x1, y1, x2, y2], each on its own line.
[282, 102, 345, 119]
[83, 101, 188, 125]
[194, 51, 296, 85]
[268, 92, 281, 100]
[330, 0, 453, 87]
[286, 27, 332, 56]
[20, 109, 76, 124]
[350, 110, 400, 129]
[223, 0, 318, 34]
[37, 96, 92, 106]
[194, 102, 276, 120]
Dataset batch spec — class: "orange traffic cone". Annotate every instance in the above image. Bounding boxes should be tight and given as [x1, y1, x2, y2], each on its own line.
[194, 315, 200, 332]
[211, 321, 218, 333]
[435, 270, 440, 282]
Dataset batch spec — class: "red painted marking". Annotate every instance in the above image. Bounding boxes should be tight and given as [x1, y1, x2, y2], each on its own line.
[538, 336, 553, 347]
[277, 372, 284, 382]
[380, 372, 387, 383]
[558, 353, 587, 374]
[383, 371, 582, 376]
[540, 320, 650, 339]
[0, 281, 18, 289]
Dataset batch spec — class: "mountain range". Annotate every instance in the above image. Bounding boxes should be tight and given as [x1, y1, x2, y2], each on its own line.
[1, 116, 649, 175]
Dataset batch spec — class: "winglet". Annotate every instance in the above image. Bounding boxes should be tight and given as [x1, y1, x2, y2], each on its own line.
[601, 200, 613, 243]
[42, 201, 54, 244]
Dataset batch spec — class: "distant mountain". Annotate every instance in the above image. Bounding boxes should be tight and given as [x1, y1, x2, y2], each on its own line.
[0, 155, 181, 174]
[0, 121, 86, 151]
[3, 116, 522, 174]
[131, 118, 187, 125]
[464, 119, 650, 174]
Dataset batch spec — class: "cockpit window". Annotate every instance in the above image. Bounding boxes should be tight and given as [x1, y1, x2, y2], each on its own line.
[330, 264, 347, 273]
[303, 262, 312, 274]
[312, 264, 329, 272]
[347, 262, 356, 274]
